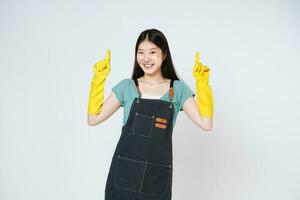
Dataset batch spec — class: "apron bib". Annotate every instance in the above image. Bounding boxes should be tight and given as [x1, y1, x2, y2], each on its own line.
[105, 78, 175, 200]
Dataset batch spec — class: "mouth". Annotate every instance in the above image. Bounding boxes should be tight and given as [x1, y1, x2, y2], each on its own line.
[143, 64, 155, 69]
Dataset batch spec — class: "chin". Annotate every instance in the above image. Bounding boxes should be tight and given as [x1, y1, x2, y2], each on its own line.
[143, 69, 160, 76]
[141, 67, 161, 75]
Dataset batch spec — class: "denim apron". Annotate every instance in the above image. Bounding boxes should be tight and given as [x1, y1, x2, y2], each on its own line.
[105, 78, 175, 200]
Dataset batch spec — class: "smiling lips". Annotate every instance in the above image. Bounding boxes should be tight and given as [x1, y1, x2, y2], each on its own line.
[143, 64, 154, 68]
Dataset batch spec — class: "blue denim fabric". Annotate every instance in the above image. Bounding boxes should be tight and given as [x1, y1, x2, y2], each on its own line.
[105, 80, 175, 200]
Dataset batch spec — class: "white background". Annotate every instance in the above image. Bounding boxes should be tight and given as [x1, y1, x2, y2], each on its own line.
[1, 0, 299, 199]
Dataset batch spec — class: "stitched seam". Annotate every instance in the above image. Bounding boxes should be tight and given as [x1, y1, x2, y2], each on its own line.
[114, 155, 171, 196]
[140, 165, 171, 197]
[139, 160, 147, 192]
[131, 113, 154, 138]
[114, 155, 144, 193]
[119, 155, 146, 164]
[148, 161, 171, 168]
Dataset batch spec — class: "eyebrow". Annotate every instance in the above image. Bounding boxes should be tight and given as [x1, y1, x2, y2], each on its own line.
[138, 48, 158, 50]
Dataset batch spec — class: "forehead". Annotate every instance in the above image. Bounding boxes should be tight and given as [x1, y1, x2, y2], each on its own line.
[138, 40, 159, 50]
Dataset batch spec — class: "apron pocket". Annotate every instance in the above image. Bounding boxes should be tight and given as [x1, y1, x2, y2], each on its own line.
[131, 112, 154, 138]
[141, 161, 171, 196]
[114, 155, 145, 192]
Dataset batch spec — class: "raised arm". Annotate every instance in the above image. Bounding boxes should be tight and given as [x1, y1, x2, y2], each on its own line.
[182, 96, 213, 131]
[182, 51, 214, 132]
[87, 49, 121, 126]
[88, 91, 121, 126]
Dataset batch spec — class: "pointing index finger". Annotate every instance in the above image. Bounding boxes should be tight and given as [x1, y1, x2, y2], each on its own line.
[195, 51, 200, 66]
[106, 49, 111, 64]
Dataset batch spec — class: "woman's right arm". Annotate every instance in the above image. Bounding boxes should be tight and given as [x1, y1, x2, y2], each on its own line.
[87, 91, 121, 126]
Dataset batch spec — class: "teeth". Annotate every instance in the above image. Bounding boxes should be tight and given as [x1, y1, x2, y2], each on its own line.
[144, 64, 154, 67]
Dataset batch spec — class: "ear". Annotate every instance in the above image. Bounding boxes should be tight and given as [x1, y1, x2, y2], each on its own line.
[163, 51, 167, 60]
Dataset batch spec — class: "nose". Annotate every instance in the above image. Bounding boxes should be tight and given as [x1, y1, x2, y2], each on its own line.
[143, 53, 151, 62]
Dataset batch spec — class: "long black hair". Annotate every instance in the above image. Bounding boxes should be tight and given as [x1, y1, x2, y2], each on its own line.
[131, 29, 180, 80]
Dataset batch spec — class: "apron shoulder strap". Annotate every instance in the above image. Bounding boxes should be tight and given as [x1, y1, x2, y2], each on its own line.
[168, 79, 174, 105]
[170, 79, 174, 88]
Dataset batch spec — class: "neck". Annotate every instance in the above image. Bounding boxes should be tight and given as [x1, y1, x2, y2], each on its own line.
[141, 72, 166, 84]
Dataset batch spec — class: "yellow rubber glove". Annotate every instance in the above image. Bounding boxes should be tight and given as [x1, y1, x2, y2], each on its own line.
[193, 51, 214, 118]
[87, 49, 111, 115]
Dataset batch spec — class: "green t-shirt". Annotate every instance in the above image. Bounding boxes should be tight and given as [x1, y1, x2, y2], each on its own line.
[112, 78, 195, 127]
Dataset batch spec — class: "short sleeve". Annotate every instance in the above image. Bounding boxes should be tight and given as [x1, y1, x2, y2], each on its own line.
[112, 79, 128, 107]
[178, 81, 195, 111]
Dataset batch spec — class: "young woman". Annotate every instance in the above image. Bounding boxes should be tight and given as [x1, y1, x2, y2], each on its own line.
[87, 29, 214, 200]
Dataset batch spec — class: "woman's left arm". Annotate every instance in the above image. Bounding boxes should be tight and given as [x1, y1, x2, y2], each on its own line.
[182, 97, 213, 132]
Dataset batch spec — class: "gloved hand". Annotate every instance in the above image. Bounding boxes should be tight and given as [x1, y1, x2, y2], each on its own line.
[87, 49, 111, 115]
[193, 51, 214, 118]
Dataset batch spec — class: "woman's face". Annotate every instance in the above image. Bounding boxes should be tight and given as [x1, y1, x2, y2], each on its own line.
[137, 40, 166, 76]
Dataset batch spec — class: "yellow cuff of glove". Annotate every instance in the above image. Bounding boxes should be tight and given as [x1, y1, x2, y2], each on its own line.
[195, 82, 214, 118]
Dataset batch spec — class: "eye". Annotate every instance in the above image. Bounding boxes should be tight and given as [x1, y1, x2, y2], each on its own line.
[138, 52, 143, 54]
[151, 51, 156, 54]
